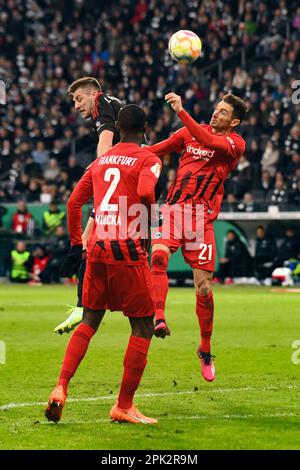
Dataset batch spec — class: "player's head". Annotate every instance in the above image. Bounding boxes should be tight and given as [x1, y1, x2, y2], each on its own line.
[210, 94, 247, 132]
[68, 77, 101, 119]
[117, 104, 147, 142]
[226, 230, 236, 241]
[256, 226, 266, 239]
[16, 241, 27, 253]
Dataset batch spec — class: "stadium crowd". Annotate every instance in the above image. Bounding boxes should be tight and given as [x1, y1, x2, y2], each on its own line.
[0, 0, 299, 209]
[0, 0, 300, 284]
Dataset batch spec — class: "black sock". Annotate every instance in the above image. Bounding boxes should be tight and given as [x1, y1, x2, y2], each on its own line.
[76, 250, 87, 308]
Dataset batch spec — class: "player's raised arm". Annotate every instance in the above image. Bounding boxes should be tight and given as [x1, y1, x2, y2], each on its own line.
[147, 128, 185, 157]
[165, 92, 246, 157]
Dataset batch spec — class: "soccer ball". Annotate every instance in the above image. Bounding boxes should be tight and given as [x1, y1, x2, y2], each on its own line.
[168, 30, 202, 64]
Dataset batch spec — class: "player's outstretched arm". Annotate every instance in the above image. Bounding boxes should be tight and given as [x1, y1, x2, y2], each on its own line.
[165, 92, 230, 152]
[147, 130, 185, 156]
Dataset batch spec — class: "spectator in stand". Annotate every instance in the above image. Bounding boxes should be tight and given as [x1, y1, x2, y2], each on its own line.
[65, 156, 84, 183]
[286, 152, 300, 179]
[288, 180, 300, 208]
[14, 174, 30, 199]
[43, 203, 65, 236]
[0, 205, 7, 228]
[234, 155, 252, 195]
[257, 170, 274, 197]
[42, 226, 70, 283]
[237, 193, 258, 212]
[269, 177, 287, 205]
[0, 0, 299, 207]
[233, 66, 248, 91]
[27, 180, 41, 202]
[23, 156, 43, 179]
[247, 140, 262, 177]
[29, 245, 50, 286]
[214, 231, 253, 284]
[44, 158, 61, 183]
[277, 227, 300, 265]
[243, 114, 260, 143]
[31, 141, 49, 168]
[10, 241, 33, 283]
[284, 125, 300, 157]
[253, 226, 277, 281]
[11, 201, 35, 237]
[261, 141, 280, 177]
[263, 65, 281, 87]
[222, 193, 238, 212]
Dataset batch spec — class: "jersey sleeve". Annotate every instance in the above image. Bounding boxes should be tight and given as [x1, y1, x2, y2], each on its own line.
[67, 169, 94, 246]
[177, 109, 245, 159]
[147, 128, 185, 156]
[93, 95, 117, 136]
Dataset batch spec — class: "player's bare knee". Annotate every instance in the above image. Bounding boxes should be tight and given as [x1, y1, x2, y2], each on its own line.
[130, 316, 154, 339]
[152, 248, 169, 270]
[82, 308, 104, 332]
[195, 280, 211, 297]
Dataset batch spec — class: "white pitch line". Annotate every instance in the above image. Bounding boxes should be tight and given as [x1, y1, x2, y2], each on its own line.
[0, 385, 298, 412]
[38, 412, 298, 426]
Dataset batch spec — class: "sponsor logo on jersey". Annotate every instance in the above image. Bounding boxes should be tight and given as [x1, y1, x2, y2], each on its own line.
[186, 145, 215, 160]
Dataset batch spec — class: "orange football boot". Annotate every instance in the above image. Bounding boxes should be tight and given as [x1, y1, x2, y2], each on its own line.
[110, 402, 158, 424]
[45, 385, 67, 423]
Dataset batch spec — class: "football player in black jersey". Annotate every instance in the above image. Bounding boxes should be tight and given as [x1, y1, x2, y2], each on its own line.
[54, 77, 122, 334]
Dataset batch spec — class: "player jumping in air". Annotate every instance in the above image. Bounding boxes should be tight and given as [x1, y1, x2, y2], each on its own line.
[45, 105, 162, 424]
[148, 92, 247, 382]
[54, 77, 122, 334]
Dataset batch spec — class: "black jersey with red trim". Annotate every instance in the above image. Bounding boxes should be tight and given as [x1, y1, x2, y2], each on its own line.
[91, 92, 122, 145]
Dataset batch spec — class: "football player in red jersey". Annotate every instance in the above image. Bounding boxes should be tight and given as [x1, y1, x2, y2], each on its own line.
[45, 105, 162, 424]
[54, 77, 123, 334]
[148, 92, 247, 382]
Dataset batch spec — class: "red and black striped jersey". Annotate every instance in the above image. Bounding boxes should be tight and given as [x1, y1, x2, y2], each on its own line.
[67, 142, 162, 265]
[91, 92, 122, 145]
[148, 110, 245, 220]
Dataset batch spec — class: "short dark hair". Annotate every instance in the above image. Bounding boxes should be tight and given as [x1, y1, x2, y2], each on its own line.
[118, 105, 146, 133]
[68, 77, 101, 96]
[227, 230, 236, 237]
[223, 94, 248, 123]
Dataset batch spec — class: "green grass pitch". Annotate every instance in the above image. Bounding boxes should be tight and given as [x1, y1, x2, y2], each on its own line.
[0, 284, 299, 450]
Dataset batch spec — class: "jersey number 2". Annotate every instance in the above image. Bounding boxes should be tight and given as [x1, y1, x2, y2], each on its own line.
[100, 168, 120, 211]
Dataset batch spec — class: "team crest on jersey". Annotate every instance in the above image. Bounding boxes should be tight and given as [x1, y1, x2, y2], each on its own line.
[151, 162, 161, 178]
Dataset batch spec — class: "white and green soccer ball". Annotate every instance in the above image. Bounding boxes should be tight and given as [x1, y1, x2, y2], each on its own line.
[168, 30, 202, 64]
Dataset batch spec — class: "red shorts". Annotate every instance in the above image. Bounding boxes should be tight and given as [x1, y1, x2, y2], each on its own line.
[152, 204, 216, 272]
[82, 260, 155, 317]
